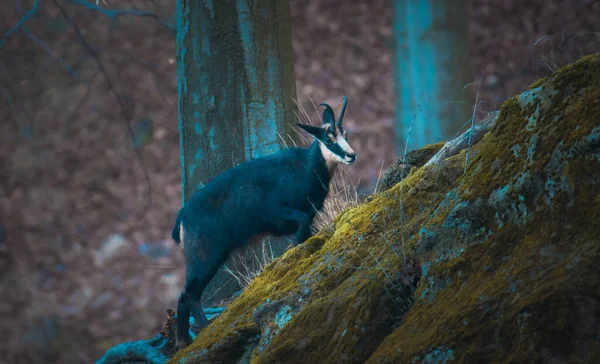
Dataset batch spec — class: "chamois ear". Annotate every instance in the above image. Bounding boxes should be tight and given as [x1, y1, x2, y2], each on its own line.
[296, 123, 324, 138]
[319, 103, 336, 125]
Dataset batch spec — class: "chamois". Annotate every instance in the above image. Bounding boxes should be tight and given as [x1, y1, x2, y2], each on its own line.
[171, 97, 356, 349]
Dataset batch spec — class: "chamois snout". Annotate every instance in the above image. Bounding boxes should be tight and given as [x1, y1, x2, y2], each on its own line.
[345, 153, 356, 164]
[336, 134, 356, 165]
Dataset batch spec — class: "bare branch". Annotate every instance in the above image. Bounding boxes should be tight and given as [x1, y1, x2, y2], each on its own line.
[425, 110, 500, 168]
[463, 82, 481, 173]
[20, 27, 88, 84]
[0, 0, 41, 49]
[68, 0, 175, 33]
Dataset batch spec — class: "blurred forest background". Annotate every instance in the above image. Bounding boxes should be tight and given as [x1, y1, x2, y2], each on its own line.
[0, 0, 599, 363]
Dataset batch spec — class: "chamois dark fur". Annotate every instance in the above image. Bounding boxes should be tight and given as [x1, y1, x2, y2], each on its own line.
[172, 97, 356, 349]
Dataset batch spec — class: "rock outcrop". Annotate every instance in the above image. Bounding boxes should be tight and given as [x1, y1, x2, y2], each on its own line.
[164, 54, 600, 363]
[377, 141, 445, 193]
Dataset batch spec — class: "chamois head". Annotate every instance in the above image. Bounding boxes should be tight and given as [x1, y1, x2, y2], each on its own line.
[296, 96, 356, 166]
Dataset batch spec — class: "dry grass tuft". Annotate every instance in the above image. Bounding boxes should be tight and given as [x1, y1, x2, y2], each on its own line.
[222, 239, 275, 290]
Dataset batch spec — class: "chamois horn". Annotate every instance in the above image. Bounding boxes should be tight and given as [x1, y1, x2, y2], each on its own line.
[336, 96, 347, 129]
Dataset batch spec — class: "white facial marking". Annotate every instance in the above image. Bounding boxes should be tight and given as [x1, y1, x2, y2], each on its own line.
[319, 141, 343, 172]
[318, 129, 356, 171]
[336, 135, 356, 165]
[337, 135, 355, 158]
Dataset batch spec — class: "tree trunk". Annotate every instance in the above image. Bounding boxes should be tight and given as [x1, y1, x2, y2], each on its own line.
[394, 0, 473, 154]
[176, 0, 298, 305]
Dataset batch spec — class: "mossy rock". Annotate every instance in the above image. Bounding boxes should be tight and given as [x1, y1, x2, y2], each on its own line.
[170, 53, 600, 364]
[378, 142, 445, 193]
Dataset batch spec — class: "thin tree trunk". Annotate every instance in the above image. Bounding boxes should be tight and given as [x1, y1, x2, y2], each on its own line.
[394, 0, 473, 154]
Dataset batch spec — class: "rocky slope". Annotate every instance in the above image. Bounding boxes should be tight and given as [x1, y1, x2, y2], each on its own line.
[170, 53, 600, 363]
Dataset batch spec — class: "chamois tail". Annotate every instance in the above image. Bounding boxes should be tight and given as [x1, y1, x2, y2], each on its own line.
[171, 210, 182, 244]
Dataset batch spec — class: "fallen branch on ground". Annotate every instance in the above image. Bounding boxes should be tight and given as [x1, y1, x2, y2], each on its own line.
[425, 110, 500, 167]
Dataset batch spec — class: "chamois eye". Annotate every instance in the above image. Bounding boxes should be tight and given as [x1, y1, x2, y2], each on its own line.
[324, 138, 334, 146]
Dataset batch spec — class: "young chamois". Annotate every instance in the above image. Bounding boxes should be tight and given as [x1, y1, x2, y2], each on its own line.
[171, 97, 356, 349]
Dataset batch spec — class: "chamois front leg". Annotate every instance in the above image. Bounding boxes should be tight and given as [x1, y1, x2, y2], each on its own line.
[293, 213, 314, 246]
[276, 208, 313, 246]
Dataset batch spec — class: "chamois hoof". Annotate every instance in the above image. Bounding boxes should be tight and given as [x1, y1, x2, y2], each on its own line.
[176, 338, 192, 351]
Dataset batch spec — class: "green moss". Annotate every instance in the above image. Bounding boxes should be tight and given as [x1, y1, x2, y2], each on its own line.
[526, 76, 548, 90]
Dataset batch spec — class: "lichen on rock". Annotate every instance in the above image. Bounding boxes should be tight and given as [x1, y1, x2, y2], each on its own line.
[169, 54, 600, 364]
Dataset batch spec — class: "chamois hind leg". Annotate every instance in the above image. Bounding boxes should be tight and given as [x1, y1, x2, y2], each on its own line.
[294, 217, 313, 246]
[175, 292, 192, 350]
[176, 245, 229, 350]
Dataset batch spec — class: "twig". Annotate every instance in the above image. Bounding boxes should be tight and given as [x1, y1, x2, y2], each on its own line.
[0, 0, 41, 49]
[397, 105, 420, 270]
[464, 82, 481, 173]
[20, 27, 87, 84]
[0, 72, 35, 146]
[373, 160, 384, 194]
